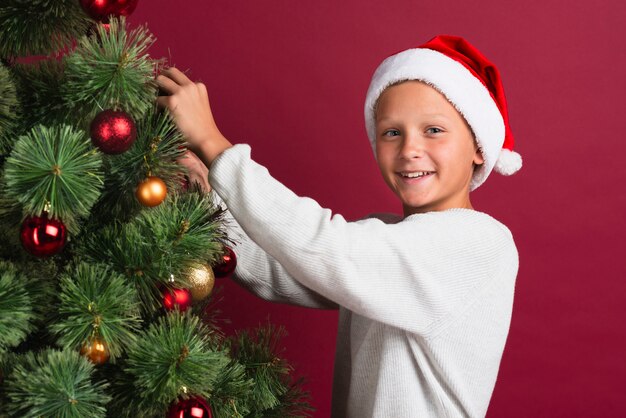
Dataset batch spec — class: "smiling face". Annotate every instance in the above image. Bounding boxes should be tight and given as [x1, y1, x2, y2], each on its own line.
[374, 80, 484, 217]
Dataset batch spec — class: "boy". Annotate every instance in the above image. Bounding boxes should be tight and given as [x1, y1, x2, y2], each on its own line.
[157, 34, 521, 417]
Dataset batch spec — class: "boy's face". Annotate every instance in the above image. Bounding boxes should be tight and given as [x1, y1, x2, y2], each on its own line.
[374, 80, 484, 216]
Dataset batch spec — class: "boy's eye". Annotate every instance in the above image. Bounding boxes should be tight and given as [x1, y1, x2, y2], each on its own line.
[426, 127, 443, 134]
[383, 129, 400, 137]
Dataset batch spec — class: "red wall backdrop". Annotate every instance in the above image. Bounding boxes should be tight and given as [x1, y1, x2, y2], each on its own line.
[130, 1, 626, 416]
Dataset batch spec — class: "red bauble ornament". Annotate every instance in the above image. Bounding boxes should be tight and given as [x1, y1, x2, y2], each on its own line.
[90, 109, 137, 154]
[213, 246, 237, 278]
[79, 0, 139, 23]
[167, 396, 213, 418]
[162, 288, 192, 312]
[20, 214, 67, 257]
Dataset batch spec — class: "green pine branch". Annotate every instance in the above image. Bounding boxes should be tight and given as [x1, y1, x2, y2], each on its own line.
[16, 259, 59, 328]
[52, 261, 142, 362]
[0, 0, 92, 58]
[63, 16, 160, 123]
[3, 124, 104, 235]
[0, 261, 35, 356]
[261, 377, 315, 418]
[133, 187, 230, 274]
[210, 360, 255, 418]
[7, 259, 61, 361]
[0, 181, 23, 259]
[117, 312, 230, 415]
[77, 220, 163, 312]
[230, 324, 313, 417]
[77, 188, 228, 312]
[8, 58, 71, 134]
[4, 348, 110, 417]
[0, 62, 20, 156]
[0, 351, 18, 416]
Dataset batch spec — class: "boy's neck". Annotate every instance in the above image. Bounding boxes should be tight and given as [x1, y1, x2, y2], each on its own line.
[402, 198, 474, 217]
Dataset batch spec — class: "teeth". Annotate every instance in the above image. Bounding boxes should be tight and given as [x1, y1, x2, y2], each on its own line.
[401, 171, 432, 178]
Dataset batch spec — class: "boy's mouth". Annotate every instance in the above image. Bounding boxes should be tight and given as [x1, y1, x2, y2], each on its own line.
[396, 171, 435, 186]
[398, 171, 435, 178]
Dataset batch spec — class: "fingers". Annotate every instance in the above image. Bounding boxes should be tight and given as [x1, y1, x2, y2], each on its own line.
[155, 95, 176, 110]
[176, 151, 211, 192]
[196, 82, 212, 108]
[156, 70, 206, 113]
[176, 150, 195, 168]
[156, 72, 181, 95]
[161, 67, 193, 86]
[177, 150, 208, 171]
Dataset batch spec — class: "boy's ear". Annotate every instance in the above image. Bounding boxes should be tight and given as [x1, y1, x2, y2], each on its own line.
[473, 146, 485, 166]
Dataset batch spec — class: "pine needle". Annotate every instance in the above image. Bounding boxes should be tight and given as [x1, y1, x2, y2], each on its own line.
[0, 62, 20, 155]
[0, 0, 92, 57]
[63, 16, 160, 122]
[52, 261, 142, 362]
[0, 261, 35, 354]
[122, 312, 229, 411]
[3, 124, 104, 234]
[4, 348, 110, 417]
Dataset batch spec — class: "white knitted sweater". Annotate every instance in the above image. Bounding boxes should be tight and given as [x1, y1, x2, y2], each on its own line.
[208, 144, 519, 418]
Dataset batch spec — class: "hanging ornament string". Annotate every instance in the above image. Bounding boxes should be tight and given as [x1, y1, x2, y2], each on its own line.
[136, 144, 168, 207]
[80, 309, 110, 365]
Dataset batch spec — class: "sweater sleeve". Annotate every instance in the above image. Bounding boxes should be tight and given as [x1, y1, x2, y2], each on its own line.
[210, 188, 338, 309]
[209, 144, 519, 337]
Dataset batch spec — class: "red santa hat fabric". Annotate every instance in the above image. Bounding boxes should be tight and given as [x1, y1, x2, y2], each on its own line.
[364, 34, 522, 191]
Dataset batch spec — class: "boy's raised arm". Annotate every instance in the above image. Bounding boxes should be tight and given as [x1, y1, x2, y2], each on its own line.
[211, 189, 338, 310]
[209, 143, 519, 337]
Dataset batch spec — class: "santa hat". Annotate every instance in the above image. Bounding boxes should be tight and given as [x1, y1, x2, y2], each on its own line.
[364, 34, 522, 191]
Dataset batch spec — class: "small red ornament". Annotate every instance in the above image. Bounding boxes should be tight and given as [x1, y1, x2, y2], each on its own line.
[20, 213, 67, 257]
[90, 109, 137, 154]
[213, 246, 237, 278]
[162, 288, 192, 312]
[167, 396, 213, 418]
[79, 0, 139, 23]
[136, 176, 168, 207]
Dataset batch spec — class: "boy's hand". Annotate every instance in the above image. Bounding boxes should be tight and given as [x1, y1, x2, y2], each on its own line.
[156, 67, 232, 167]
[178, 150, 211, 193]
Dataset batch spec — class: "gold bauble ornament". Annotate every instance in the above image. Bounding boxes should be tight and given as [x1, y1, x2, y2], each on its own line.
[188, 265, 215, 301]
[80, 335, 110, 365]
[136, 175, 167, 207]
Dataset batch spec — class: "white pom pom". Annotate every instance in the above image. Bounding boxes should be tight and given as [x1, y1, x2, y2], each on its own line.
[494, 148, 522, 175]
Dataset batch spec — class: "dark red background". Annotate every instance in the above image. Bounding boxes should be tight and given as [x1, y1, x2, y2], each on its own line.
[129, 1, 626, 416]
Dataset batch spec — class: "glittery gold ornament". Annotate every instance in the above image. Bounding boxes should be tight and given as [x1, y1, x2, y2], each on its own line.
[188, 265, 215, 301]
[80, 335, 110, 365]
[136, 176, 167, 207]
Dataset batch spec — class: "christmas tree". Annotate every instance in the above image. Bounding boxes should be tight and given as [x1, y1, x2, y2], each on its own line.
[0, 1, 312, 416]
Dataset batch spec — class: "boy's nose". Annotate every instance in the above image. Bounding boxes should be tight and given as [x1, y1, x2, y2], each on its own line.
[399, 133, 426, 159]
